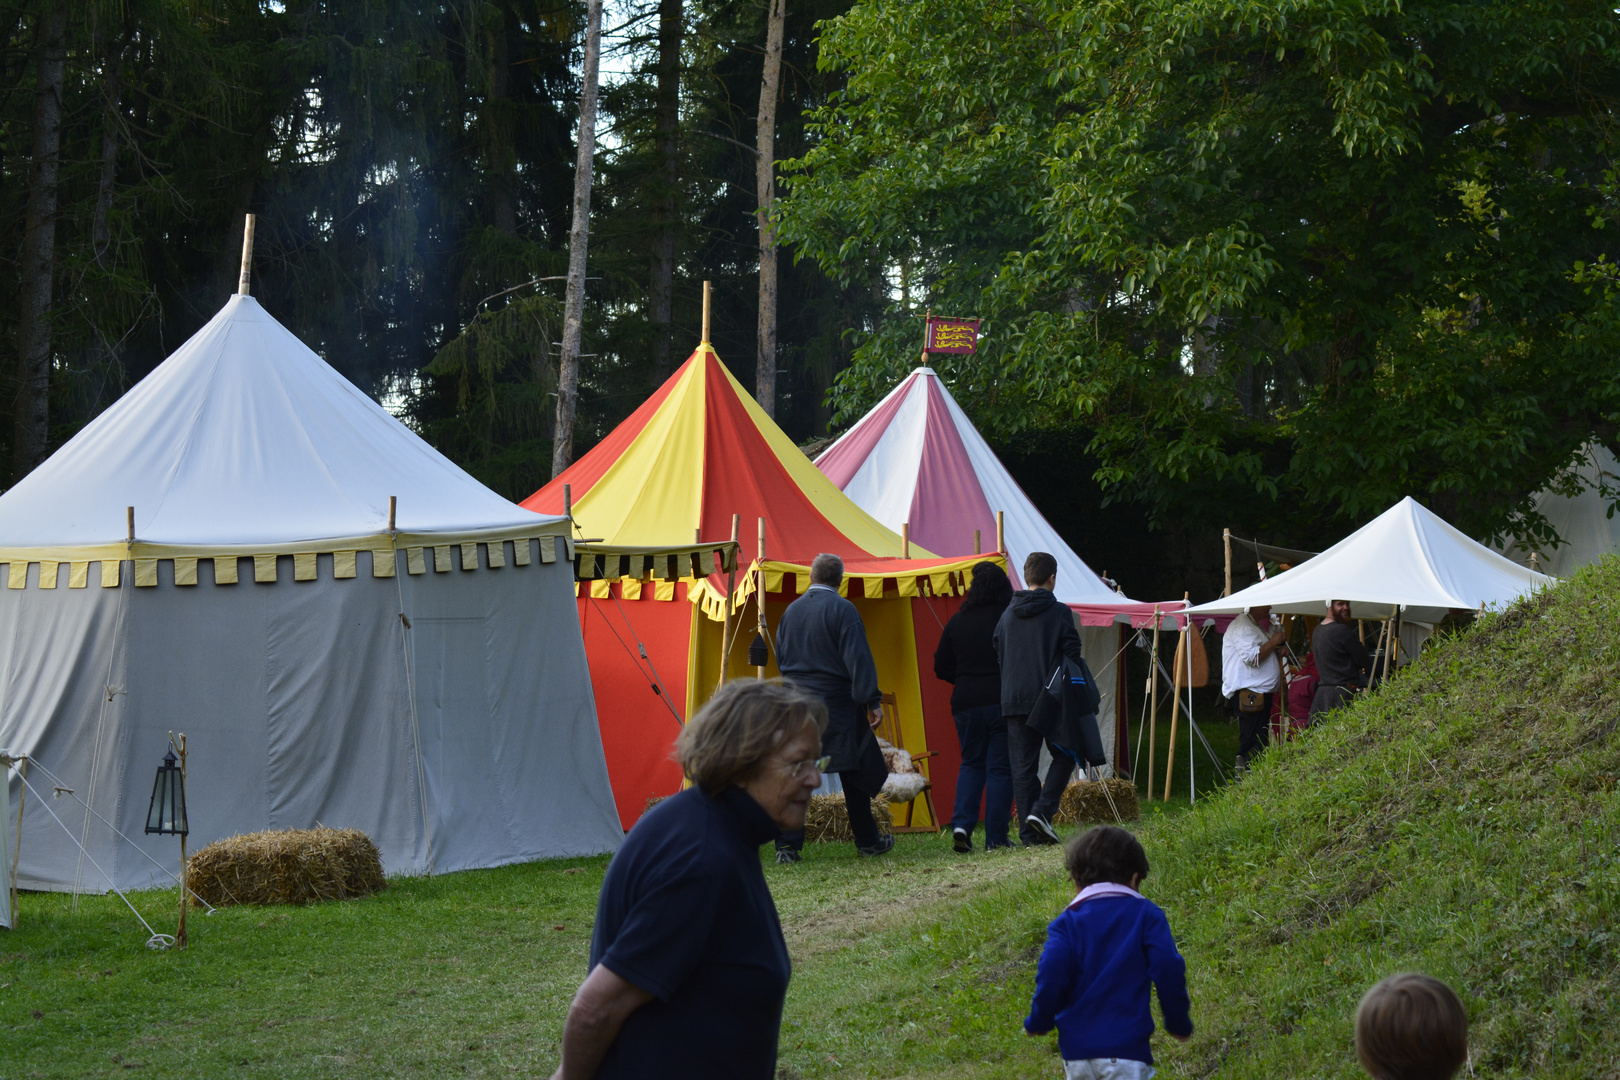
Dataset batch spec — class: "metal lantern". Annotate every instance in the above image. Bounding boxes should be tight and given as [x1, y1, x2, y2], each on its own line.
[747, 631, 769, 668]
[144, 749, 188, 837]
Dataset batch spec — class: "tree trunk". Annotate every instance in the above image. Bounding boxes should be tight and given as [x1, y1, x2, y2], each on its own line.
[487, 1, 517, 239]
[551, 0, 602, 478]
[13, 0, 68, 482]
[648, 0, 682, 383]
[92, 29, 127, 267]
[754, 0, 785, 417]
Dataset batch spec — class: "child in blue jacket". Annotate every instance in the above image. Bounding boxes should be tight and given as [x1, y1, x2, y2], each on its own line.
[1025, 826, 1193, 1079]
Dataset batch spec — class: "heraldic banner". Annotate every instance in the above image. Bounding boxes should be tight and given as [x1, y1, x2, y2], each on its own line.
[925, 316, 979, 354]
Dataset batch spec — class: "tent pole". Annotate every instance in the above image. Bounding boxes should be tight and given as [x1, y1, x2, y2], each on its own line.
[701, 280, 711, 344]
[996, 511, 1005, 556]
[1222, 528, 1232, 597]
[902, 522, 910, 559]
[974, 529, 981, 555]
[756, 517, 767, 678]
[718, 514, 740, 690]
[1147, 608, 1160, 801]
[1187, 624, 1195, 804]
[9, 755, 23, 927]
[237, 213, 255, 296]
[1164, 603, 1185, 801]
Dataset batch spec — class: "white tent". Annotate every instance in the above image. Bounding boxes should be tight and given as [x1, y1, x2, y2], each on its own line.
[1498, 442, 1620, 577]
[1189, 496, 1552, 622]
[0, 293, 621, 893]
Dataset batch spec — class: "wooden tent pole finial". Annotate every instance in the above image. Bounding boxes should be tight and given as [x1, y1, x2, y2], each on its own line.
[701, 281, 712, 345]
[237, 213, 256, 297]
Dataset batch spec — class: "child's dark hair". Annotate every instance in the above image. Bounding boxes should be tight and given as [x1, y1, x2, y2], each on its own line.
[1355, 974, 1468, 1080]
[1063, 826, 1149, 889]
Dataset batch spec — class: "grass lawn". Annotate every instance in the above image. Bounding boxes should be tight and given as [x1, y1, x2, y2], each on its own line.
[1, 820, 1159, 1080]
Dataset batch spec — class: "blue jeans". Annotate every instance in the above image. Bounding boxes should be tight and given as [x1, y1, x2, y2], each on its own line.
[951, 705, 1013, 847]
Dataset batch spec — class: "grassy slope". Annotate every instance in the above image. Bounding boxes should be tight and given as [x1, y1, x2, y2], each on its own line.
[3, 563, 1615, 1078]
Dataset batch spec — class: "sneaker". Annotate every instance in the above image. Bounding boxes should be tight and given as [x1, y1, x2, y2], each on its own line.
[857, 834, 896, 857]
[952, 827, 972, 854]
[775, 847, 802, 864]
[1025, 814, 1060, 845]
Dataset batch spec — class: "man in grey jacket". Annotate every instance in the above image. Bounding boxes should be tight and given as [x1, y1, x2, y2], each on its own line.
[993, 551, 1084, 845]
[774, 553, 894, 861]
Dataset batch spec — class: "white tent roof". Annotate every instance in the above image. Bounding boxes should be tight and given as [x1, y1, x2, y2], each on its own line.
[1189, 496, 1552, 622]
[0, 294, 547, 553]
[1498, 442, 1620, 578]
[814, 367, 1128, 606]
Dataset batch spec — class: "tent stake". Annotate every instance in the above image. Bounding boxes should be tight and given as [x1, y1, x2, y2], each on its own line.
[1146, 607, 1160, 801]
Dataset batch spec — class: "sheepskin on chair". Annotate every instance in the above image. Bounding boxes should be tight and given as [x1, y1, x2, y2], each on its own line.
[876, 737, 930, 804]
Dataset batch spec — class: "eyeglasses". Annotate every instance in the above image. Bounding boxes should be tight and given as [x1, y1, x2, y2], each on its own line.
[781, 755, 831, 779]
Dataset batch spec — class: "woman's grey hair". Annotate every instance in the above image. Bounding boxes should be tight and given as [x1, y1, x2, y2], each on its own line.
[809, 553, 844, 586]
[676, 680, 829, 794]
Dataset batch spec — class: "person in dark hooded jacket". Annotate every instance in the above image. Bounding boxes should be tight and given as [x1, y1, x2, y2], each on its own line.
[993, 551, 1084, 846]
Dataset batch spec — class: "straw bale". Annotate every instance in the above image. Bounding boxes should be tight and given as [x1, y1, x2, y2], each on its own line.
[1052, 779, 1140, 825]
[801, 793, 892, 844]
[187, 826, 385, 907]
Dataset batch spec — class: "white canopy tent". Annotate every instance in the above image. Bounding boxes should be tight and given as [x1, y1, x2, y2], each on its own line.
[1497, 442, 1620, 578]
[1189, 497, 1553, 622]
[0, 293, 621, 893]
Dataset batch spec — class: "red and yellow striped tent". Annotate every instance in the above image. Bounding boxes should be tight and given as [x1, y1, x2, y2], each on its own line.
[524, 343, 995, 828]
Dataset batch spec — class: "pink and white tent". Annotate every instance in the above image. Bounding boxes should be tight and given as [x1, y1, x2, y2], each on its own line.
[815, 367, 1191, 771]
[814, 367, 1180, 625]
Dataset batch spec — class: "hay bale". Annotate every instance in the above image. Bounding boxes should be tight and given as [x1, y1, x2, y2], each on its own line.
[1052, 779, 1140, 825]
[187, 826, 385, 907]
[801, 793, 892, 844]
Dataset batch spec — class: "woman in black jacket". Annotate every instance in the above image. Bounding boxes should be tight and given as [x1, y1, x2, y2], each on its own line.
[933, 561, 1014, 852]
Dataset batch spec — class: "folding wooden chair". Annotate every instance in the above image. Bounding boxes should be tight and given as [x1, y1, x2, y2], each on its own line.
[873, 692, 940, 831]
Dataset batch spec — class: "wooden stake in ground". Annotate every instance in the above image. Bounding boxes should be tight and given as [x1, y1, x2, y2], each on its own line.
[1147, 607, 1160, 801]
[753, 0, 786, 417]
[551, 0, 604, 478]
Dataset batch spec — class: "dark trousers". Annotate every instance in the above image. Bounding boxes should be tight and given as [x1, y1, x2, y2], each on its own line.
[951, 705, 1013, 847]
[1006, 714, 1075, 840]
[1237, 692, 1273, 761]
[777, 769, 882, 853]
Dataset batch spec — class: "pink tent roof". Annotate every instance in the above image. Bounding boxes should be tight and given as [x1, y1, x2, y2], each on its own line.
[815, 367, 1187, 626]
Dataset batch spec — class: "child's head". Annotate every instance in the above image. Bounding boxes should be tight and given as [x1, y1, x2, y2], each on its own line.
[1355, 973, 1468, 1080]
[1063, 826, 1149, 890]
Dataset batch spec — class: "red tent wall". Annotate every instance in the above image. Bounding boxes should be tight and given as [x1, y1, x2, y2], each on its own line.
[577, 589, 693, 829]
[911, 594, 964, 826]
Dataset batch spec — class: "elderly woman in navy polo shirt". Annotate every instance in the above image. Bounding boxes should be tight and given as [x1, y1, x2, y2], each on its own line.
[550, 679, 828, 1080]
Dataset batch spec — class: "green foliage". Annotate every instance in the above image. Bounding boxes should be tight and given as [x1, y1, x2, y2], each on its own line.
[780, 0, 1620, 543]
